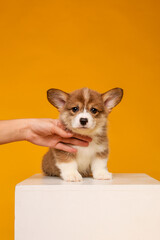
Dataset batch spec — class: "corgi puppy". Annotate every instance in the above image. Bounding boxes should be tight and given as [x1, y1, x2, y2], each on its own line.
[42, 87, 123, 182]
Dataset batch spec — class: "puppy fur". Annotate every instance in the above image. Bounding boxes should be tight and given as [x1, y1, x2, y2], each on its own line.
[42, 87, 123, 181]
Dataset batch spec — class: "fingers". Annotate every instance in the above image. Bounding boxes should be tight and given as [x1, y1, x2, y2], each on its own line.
[54, 119, 66, 130]
[71, 133, 92, 142]
[50, 119, 92, 143]
[55, 142, 77, 153]
[61, 138, 89, 147]
[51, 124, 73, 138]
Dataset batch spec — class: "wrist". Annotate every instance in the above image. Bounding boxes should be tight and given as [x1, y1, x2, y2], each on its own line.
[0, 119, 31, 145]
[16, 119, 30, 141]
[21, 119, 33, 142]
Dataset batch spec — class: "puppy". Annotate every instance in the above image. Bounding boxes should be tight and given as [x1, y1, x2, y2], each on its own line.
[42, 87, 123, 182]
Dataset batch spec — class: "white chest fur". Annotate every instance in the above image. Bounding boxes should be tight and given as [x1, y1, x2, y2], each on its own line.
[74, 140, 106, 174]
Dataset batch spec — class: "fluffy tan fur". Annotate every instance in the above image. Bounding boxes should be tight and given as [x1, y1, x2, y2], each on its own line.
[42, 87, 123, 181]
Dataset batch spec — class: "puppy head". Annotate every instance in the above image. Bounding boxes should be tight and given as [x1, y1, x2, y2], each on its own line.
[47, 87, 123, 135]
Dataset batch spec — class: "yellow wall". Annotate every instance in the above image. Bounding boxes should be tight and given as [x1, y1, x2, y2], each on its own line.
[0, 0, 160, 239]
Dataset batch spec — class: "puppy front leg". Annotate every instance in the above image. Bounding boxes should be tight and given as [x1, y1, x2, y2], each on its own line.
[91, 158, 112, 180]
[56, 161, 82, 182]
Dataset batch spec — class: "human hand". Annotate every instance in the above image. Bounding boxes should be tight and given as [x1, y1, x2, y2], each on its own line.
[25, 118, 92, 153]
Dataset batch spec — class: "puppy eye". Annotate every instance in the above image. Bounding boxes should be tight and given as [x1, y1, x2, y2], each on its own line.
[71, 106, 79, 113]
[90, 108, 98, 114]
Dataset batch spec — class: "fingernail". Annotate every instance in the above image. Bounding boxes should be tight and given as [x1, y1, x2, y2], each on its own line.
[71, 148, 77, 153]
[67, 133, 73, 136]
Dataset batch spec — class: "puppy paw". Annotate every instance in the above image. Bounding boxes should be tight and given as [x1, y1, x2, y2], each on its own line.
[62, 171, 83, 182]
[93, 170, 112, 180]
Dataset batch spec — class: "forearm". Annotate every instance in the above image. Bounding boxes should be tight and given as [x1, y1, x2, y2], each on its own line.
[0, 118, 91, 150]
[0, 119, 29, 144]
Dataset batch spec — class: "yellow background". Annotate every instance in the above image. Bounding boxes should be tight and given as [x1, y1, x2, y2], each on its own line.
[0, 0, 160, 239]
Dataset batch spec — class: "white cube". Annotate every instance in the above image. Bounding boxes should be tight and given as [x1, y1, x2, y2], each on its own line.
[15, 173, 160, 240]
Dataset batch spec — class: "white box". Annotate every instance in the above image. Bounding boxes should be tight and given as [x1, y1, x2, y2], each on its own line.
[15, 173, 160, 240]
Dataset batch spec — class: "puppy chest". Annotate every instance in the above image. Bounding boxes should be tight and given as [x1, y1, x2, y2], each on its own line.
[76, 149, 93, 173]
[75, 142, 106, 173]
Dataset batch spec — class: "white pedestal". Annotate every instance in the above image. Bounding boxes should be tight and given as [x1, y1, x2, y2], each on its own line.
[15, 173, 160, 240]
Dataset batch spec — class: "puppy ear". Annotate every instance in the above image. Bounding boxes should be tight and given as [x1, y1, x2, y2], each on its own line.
[101, 88, 123, 112]
[47, 88, 69, 111]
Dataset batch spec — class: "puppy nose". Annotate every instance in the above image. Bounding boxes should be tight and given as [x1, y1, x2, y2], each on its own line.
[80, 118, 88, 126]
